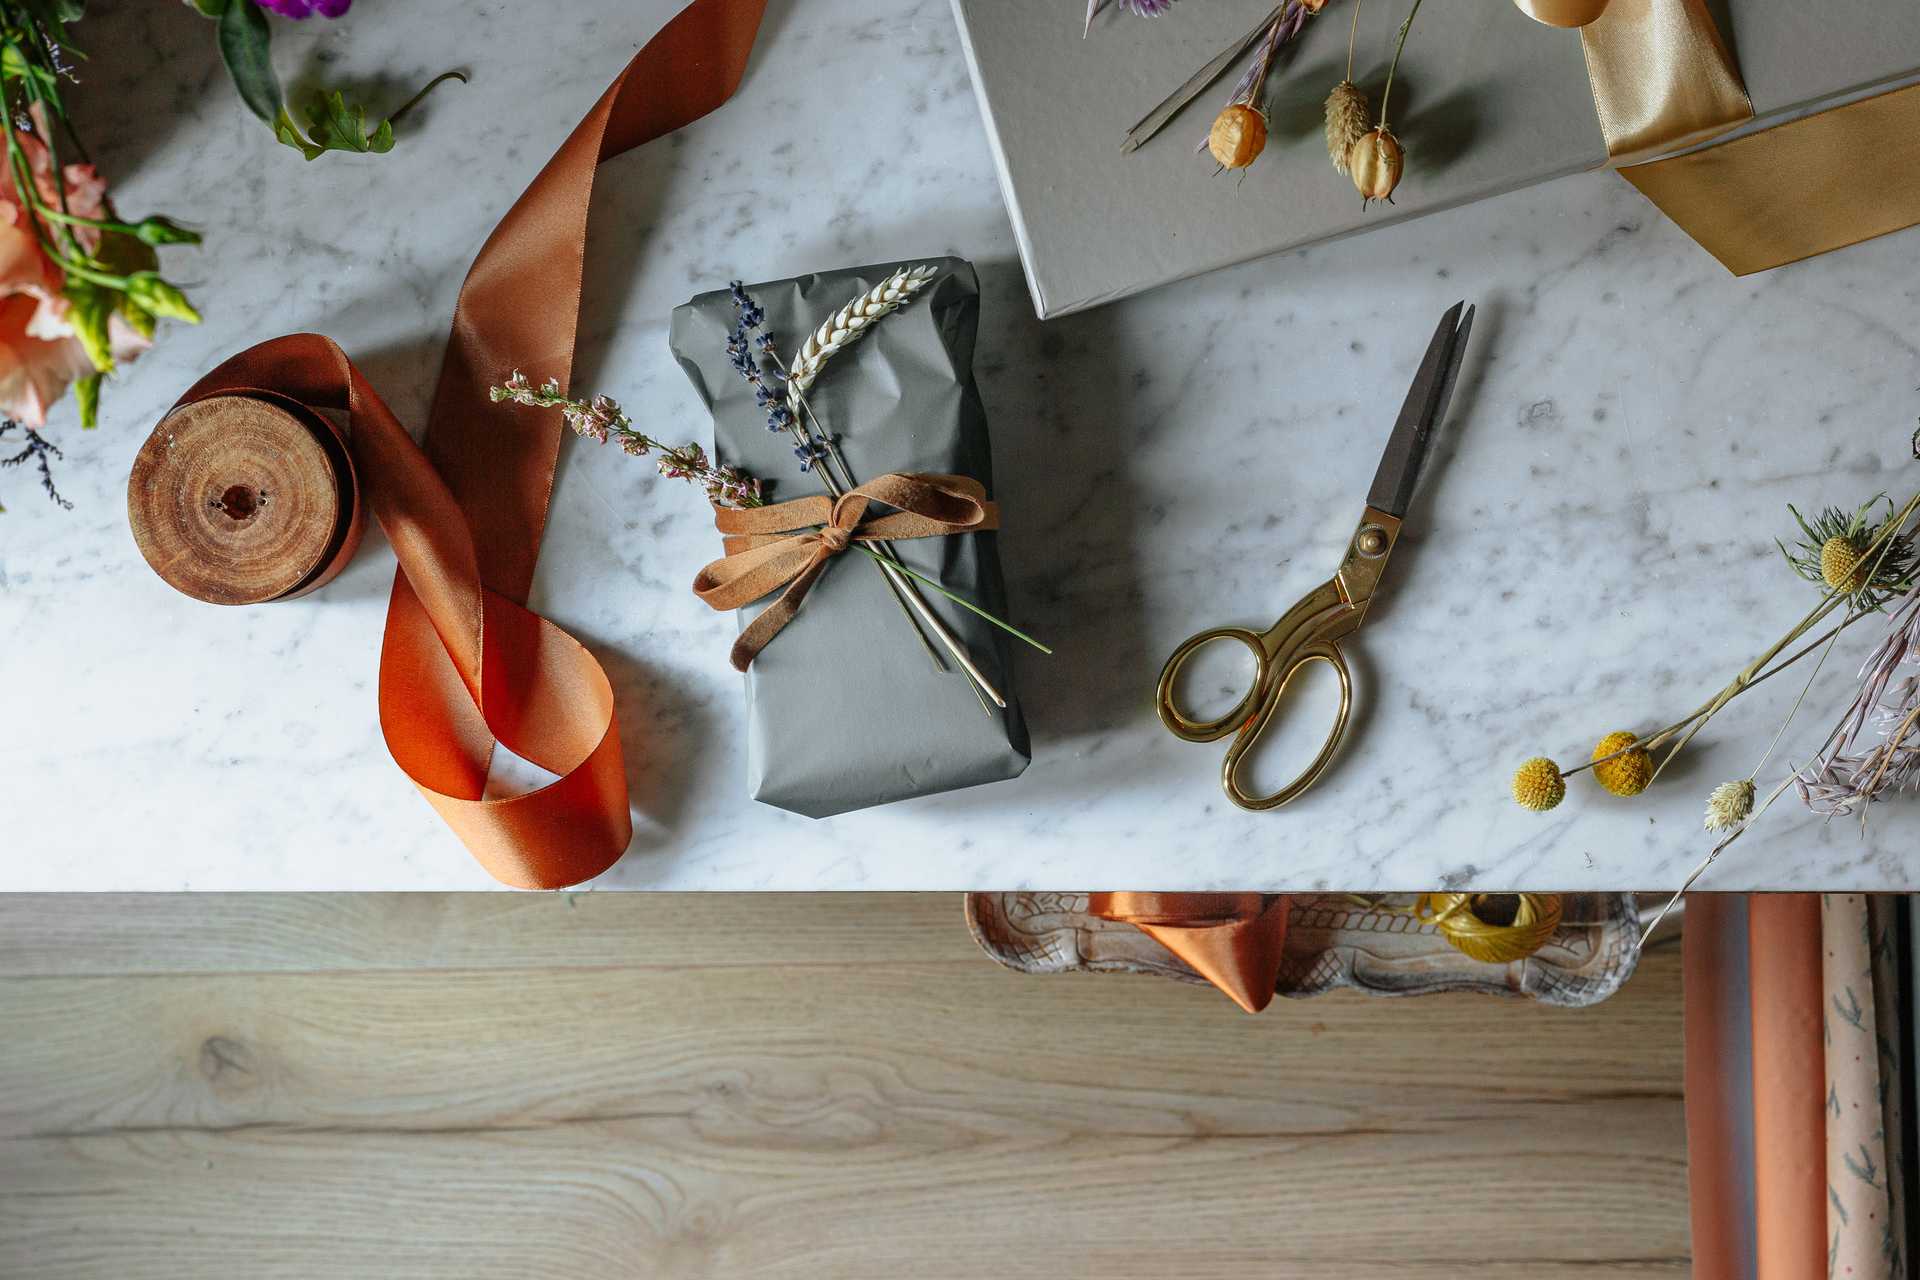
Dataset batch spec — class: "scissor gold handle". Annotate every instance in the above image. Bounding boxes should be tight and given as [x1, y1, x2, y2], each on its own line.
[1154, 625, 1273, 743]
[1219, 641, 1352, 811]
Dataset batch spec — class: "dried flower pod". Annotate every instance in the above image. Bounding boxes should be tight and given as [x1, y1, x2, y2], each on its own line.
[1208, 103, 1268, 170]
[1298, 0, 1329, 10]
[1349, 126, 1404, 204]
[1511, 757, 1565, 812]
[1591, 731, 1653, 797]
[1324, 80, 1370, 175]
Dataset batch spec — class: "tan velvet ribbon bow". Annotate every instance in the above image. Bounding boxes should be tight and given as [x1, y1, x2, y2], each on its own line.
[692, 473, 997, 671]
[138, 0, 771, 889]
[1088, 893, 1292, 1014]
[1518, 0, 1920, 272]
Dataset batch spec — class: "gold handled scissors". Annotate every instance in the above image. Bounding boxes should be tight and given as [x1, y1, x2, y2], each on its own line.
[1156, 302, 1474, 811]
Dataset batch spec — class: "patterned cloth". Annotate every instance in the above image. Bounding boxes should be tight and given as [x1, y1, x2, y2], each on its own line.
[1821, 894, 1908, 1279]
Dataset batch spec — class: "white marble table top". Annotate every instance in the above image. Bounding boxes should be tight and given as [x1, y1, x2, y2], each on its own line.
[5, 0, 1919, 892]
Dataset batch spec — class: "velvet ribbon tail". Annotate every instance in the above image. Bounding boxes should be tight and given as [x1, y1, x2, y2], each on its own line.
[691, 473, 996, 671]
[1088, 892, 1291, 1013]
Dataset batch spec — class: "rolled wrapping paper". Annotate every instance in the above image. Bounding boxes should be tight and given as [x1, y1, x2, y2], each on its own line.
[124, 0, 773, 889]
[1823, 894, 1908, 1280]
[1684, 894, 1758, 1280]
[1748, 894, 1827, 1280]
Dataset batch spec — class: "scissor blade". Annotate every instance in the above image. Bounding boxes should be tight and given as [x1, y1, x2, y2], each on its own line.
[1365, 302, 1474, 519]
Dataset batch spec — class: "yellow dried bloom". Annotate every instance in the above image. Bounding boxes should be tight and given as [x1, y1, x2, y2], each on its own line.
[1704, 778, 1756, 831]
[1324, 81, 1370, 175]
[1821, 535, 1869, 593]
[1512, 757, 1565, 812]
[1591, 731, 1653, 797]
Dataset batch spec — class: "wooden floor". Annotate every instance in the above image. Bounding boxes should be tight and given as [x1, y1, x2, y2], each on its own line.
[0, 894, 1688, 1278]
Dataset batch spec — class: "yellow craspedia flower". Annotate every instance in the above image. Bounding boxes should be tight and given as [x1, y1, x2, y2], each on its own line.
[1821, 535, 1869, 593]
[1512, 757, 1565, 812]
[1591, 730, 1653, 797]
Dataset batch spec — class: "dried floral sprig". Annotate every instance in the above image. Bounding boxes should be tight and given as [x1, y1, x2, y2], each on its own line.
[1084, 0, 1177, 35]
[0, 419, 71, 510]
[1780, 495, 1917, 608]
[1797, 583, 1920, 817]
[785, 265, 938, 408]
[1200, 0, 1311, 169]
[1703, 779, 1756, 831]
[490, 373, 762, 508]
[727, 277, 1050, 707]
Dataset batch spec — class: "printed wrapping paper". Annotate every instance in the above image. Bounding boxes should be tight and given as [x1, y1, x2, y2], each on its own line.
[669, 258, 1031, 817]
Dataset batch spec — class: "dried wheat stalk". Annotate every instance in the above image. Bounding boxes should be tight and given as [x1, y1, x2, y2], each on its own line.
[785, 264, 938, 406]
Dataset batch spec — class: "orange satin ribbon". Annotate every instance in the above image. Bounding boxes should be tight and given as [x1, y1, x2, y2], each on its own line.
[692, 473, 998, 671]
[143, 0, 771, 889]
[1087, 893, 1291, 1013]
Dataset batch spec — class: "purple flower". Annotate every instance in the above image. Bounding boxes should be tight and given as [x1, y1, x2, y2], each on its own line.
[254, 0, 351, 19]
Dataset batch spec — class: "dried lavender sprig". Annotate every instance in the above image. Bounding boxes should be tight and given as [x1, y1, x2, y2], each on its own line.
[490, 373, 762, 509]
[0, 420, 72, 511]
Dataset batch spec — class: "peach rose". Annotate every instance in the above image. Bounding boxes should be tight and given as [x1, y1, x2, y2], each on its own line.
[0, 125, 148, 426]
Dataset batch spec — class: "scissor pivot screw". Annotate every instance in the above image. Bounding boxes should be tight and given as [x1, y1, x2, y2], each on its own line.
[1356, 526, 1389, 557]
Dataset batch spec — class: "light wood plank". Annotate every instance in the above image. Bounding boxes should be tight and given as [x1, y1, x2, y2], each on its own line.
[0, 892, 976, 977]
[0, 895, 1689, 1278]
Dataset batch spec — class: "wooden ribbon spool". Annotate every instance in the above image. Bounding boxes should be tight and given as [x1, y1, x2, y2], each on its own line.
[128, 393, 364, 605]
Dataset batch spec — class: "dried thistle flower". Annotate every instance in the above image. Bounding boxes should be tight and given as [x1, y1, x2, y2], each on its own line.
[1512, 757, 1565, 811]
[1703, 779, 1756, 831]
[490, 372, 762, 508]
[1780, 496, 1916, 608]
[1590, 730, 1652, 796]
[1324, 80, 1370, 174]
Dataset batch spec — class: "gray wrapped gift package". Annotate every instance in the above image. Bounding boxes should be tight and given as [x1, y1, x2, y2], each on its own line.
[669, 259, 1031, 818]
[950, 0, 1920, 316]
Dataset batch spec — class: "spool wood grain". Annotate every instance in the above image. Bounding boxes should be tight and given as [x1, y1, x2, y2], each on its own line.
[127, 394, 358, 605]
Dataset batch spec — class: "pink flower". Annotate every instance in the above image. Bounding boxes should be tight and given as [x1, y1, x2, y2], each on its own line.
[0, 126, 148, 425]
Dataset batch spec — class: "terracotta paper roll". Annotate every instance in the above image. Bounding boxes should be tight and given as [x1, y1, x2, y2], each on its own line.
[128, 392, 363, 605]
[1747, 893, 1826, 1280]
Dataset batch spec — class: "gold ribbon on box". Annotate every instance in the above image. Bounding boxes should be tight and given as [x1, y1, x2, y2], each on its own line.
[1518, 0, 1920, 272]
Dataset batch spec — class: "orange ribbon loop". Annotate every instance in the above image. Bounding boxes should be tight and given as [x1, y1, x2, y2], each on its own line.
[692, 472, 997, 671]
[1087, 892, 1292, 1014]
[133, 0, 770, 890]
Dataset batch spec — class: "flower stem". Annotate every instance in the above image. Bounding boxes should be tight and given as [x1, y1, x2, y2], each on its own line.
[1377, 0, 1425, 130]
[857, 546, 1053, 655]
[387, 70, 468, 128]
[1346, 0, 1362, 81]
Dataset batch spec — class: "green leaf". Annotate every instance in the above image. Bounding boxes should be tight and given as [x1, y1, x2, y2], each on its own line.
[277, 90, 398, 159]
[216, 0, 282, 124]
[188, 0, 230, 15]
[75, 372, 100, 430]
[62, 278, 115, 373]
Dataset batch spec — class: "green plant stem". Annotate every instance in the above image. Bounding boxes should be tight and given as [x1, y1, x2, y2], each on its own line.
[857, 545, 1053, 655]
[1376, 0, 1425, 129]
[386, 70, 467, 127]
[1559, 606, 1876, 780]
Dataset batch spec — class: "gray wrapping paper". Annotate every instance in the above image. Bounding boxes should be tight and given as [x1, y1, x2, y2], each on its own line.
[669, 258, 1031, 818]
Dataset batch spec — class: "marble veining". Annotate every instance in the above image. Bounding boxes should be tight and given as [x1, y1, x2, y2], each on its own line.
[3, 0, 1919, 891]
